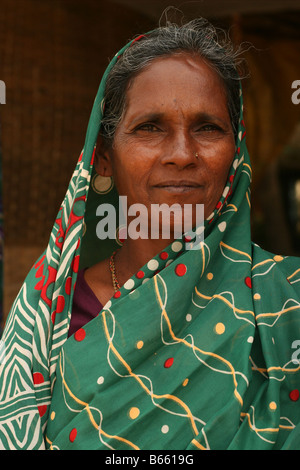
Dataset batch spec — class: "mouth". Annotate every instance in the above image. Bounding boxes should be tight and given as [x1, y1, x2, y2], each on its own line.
[153, 180, 202, 193]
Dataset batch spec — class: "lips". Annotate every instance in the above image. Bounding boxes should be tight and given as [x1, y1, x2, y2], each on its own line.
[153, 180, 202, 193]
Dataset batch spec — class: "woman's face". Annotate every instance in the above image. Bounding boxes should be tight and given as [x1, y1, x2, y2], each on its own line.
[96, 53, 236, 229]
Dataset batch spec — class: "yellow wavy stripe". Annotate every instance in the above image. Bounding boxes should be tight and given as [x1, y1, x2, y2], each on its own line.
[241, 412, 279, 434]
[219, 241, 252, 261]
[195, 287, 255, 318]
[58, 350, 139, 450]
[251, 259, 274, 271]
[287, 268, 300, 282]
[200, 243, 206, 277]
[191, 438, 208, 450]
[243, 162, 252, 175]
[45, 435, 53, 448]
[246, 190, 251, 208]
[279, 424, 295, 430]
[252, 363, 300, 374]
[226, 204, 238, 212]
[256, 304, 300, 320]
[154, 277, 243, 407]
[102, 311, 199, 436]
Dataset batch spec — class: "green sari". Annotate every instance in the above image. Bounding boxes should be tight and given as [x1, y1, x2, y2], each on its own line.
[1, 34, 300, 450]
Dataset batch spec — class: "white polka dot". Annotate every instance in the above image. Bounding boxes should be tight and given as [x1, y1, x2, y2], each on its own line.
[196, 225, 205, 235]
[186, 314, 192, 322]
[218, 221, 226, 232]
[147, 259, 159, 271]
[171, 241, 182, 252]
[97, 376, 104, 385]
[124, 279, 135, 290]
[222, 186, 230, 199]
[247, 336, 254, 343]
[103, 300, 112, 309]
[232, 158, 238, 170]
[161, 425, 169, 434]
[142, 278, 150, 284]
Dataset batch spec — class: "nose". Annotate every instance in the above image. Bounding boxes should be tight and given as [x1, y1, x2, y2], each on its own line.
[161, 129, 197, 168]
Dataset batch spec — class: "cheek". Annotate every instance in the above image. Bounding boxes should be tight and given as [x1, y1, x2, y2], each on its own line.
[111, 154, 151, 199]
[207, 143, 235, 191]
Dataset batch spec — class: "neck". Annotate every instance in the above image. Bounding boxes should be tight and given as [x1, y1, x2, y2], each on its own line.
[114, 236, 174, 286]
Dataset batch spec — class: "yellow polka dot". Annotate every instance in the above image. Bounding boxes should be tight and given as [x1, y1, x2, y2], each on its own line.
[253, 293, 261, 300]
[182, 378, 189, 387]
[136, 340, 144, 349]
[129, 407, 140, 419]
[269, 401, 277, 411]
[273, 255, 283, 262]
[207, 272, 214, 280]
[50, 411, 55, 420]
[215, 322, 225, 335]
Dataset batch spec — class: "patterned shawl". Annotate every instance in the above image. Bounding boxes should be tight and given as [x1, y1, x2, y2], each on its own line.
[1, 34, 300, 451]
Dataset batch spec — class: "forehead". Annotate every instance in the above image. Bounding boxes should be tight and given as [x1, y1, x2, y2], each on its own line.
[123, 53, 228, 116]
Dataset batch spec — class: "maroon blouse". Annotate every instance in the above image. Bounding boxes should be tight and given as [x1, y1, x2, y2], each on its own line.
[68, 269, 103, 337]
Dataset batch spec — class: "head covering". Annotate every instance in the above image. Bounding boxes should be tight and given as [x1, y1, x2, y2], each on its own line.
[1, 31, 300, 451]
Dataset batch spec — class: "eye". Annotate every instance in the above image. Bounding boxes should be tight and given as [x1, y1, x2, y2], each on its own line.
[198, 123, 222, 132]
[135, 123, 161, 132]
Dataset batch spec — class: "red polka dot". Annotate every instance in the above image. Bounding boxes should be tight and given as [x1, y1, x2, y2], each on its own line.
[164, 358, 174, 368]
[38, 405, 47, 418]
[175, 263, 187, 276]
[56, 295, 65, 314]
[229, 174, 234, 183]
[74, 328, 86, 342]
[33, 372, 44, 385]
[136, 270, 144, 279]
[245, 276, 252, 289]
[289, 389, 299, 402]
[65, 276, 72, 295]
[216, 201, 222, 210]
[159, 251, 168, 260]
[113, 290, 121, 299]
[51, 311, 56, 325]
[69, 428, 77, 443]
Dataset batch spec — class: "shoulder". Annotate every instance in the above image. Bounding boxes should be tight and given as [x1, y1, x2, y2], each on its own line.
[251, 242, 300, 288]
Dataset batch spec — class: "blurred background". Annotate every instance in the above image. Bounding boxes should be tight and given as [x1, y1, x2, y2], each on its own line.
[0, 0, 300, 329]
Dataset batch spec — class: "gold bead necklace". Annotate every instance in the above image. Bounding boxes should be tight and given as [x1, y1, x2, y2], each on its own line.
[109, 250, 120, 292]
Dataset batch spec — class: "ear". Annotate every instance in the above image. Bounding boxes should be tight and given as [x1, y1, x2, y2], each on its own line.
[94, 134, 113, 177]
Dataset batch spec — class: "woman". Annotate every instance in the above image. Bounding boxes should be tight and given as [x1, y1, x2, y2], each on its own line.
[1, 18, 300, 450]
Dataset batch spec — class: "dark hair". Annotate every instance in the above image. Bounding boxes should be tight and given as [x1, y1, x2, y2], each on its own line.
[100, 18, 245, 143]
